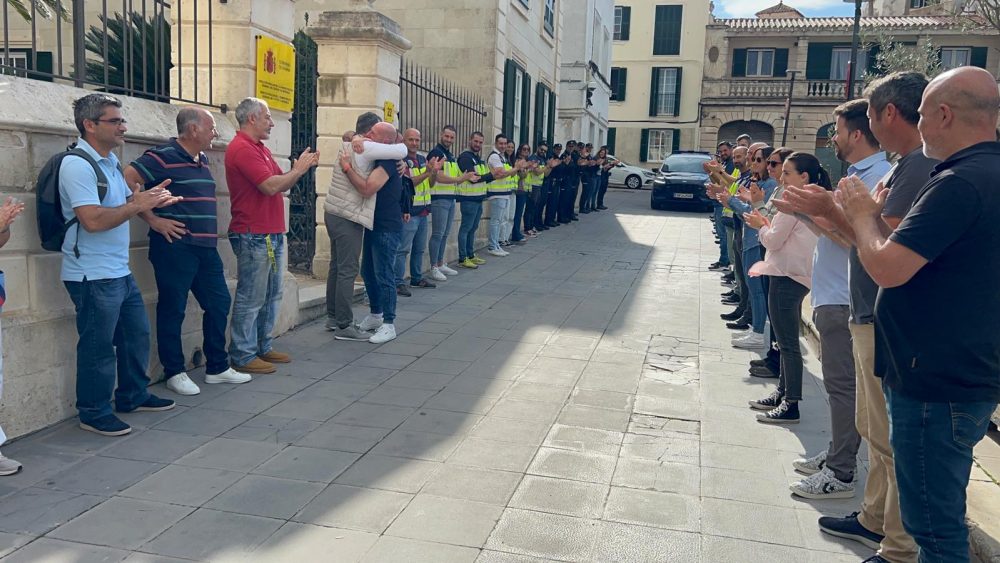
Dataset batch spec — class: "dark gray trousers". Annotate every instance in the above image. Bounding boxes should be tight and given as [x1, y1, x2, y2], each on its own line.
[324, 213, 365, 329]
[814, 304, 861, 481]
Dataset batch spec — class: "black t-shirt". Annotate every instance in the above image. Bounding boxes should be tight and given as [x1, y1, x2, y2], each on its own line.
[874, 142, 1000, 403]
[372, 159, 404, 232]
[427, 144, 454, 162]
[850, 149, 937, 325]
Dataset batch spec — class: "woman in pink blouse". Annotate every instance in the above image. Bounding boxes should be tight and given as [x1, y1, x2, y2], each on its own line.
[744, 152, 831, 424]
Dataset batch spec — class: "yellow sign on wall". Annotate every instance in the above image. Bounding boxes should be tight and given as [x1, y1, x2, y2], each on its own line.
[255, 35, 296, 113]
[383, 101, 395, 124]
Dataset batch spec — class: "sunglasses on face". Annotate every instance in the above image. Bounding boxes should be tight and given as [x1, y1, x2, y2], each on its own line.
[752, 157, 764, 163]
[767, 160, 781, 167]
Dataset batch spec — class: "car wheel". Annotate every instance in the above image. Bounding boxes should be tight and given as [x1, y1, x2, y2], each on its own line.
[625, 175, 641, 189]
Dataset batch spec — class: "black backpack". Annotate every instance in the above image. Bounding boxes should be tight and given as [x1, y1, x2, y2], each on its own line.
[36, 144, 109, 257]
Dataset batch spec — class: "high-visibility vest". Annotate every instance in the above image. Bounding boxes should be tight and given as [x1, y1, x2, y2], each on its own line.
[722, 169, 741, 217]
[429, 161, 460, 198]
[411, 164, 432, 208]
[456, 163, 489, 199]
[525, 165, 545, 193]
[487, 160, 514, 197]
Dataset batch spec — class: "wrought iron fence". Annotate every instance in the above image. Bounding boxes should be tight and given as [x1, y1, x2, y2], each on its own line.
[288, 30, 317, 274]
[1, 0, 219, 108]
[399, 60, 487, 152]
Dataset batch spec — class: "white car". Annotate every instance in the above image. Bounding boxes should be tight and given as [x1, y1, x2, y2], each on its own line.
[607, 155, 656, 189]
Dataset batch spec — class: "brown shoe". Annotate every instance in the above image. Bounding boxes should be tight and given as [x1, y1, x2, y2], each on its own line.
[258, 350, 291, 364]
[234, 358, 277, 374]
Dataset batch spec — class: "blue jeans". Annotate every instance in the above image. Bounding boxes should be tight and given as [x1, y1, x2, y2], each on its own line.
[714, 205, 729, 265]
[885, 385, 997, 563]
[228, 233, 284, 367]
[488, 196, 510, 250]
[512, 191, 527, 241]
[744, 245, 767, 333]
[362, 229, 402, 324]
[395, 214, 429, 285]
[65, 275, 151, 423]
[149, 236, 231, 378]
[458, 200, 483, 260]
[428, 198, 455, 266]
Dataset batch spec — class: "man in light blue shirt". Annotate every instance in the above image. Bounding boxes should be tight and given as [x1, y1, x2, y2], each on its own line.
[59, 94, 180, 437]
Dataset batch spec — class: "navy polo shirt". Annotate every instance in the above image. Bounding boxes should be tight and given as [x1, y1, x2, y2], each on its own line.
[132, 139, 218, 246]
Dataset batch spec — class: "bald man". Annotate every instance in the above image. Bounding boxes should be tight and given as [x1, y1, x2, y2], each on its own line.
[394, 128, 440, 296]
[124, 107, 249, 396]
[840, 67, 1000, 562]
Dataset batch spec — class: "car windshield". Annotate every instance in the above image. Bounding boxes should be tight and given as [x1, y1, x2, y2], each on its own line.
[661, 155, 710, 174]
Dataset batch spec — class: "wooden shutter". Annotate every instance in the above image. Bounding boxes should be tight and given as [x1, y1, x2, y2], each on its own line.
[502, 59, 517, 138]
[619, 7, 631, 40]
[653, 5, 683, 56]
[671, 129, 680, 153]
[672, 68, 682, 117]
[607, 128, 617, 154]
[732, 49, 747, 77]
[533, 82, 545, 145]
[546, 90, 555, 145]
[773, 49, 789, 77]
[611, 67, 628, 101]
[649, 68, 660, 117]
[32, 51, 54, 82]
[806, 43, 834, 80]
[640, 129, 650, 162]
[971, 47, 988, 69]
[521, 73, 532, 146]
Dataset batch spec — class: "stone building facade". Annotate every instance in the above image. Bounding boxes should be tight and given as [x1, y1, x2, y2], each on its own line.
[555, 0, 615, 147]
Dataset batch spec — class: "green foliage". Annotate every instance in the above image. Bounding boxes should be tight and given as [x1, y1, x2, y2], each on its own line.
[861, 33, 943, 86]
[84, 11, 171, 100]
[5, 0, 68, 22]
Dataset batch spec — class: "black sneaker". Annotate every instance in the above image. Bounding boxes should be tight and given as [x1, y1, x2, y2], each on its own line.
[749, 365, 778, 379]
[80, 414, 132, 436]
[818, 512, 885, 550]
[708, 262, 727, 271]
[721, 296, 739, 305]
[749, 390, 784, 411]
[750, 358, 768, 368]
[396, 284, 412, 297]
[123, 394, 176, 413]
[720, 309, 742, 321]
[862, 556, 890, 563]
[411, 279, 437, 289]
[721, 272, 735, 281]
[727, 321, 751, 330]
[757, 400, 800, 424]
[721, 290, 736, 298]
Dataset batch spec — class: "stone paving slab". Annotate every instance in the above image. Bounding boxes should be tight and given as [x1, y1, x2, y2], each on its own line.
[1, 191, 885, 561]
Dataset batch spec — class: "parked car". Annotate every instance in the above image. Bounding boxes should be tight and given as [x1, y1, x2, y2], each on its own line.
[650, 151, 715, 211]
[607, 155, 655, 189]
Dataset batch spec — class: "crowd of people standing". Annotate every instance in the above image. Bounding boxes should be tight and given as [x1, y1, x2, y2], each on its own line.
[705, 67, 1000, 563]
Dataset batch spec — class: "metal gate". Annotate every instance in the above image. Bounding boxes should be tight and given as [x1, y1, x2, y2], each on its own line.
[399, 60, 487, 152]
[288, 30, 319, 273]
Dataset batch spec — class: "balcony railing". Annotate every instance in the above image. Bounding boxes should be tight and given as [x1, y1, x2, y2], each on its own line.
[706, 78, 865, 101]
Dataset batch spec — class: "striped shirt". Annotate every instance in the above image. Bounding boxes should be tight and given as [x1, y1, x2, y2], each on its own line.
[132, 139, 218, 246]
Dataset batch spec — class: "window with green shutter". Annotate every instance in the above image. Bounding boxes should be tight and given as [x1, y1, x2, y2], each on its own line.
[546, 89, 556, 145]
[806, 43, 835, 80]
[610, 67, 627, 101]
[652, 5, 683, 56]
[614, 6, 631, 41]
[520, 73, 531, 146]
[649, 67, 682, 117]
[607, 128, 617, 154]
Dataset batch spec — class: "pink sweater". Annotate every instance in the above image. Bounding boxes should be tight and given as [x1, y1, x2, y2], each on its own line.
[748, 211, 818, 288]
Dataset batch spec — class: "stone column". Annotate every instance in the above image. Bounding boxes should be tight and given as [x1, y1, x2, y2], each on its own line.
[306, 6, 412, 280]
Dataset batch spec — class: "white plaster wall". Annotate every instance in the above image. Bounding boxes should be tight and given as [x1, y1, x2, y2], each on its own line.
[0, 76, 300, 440]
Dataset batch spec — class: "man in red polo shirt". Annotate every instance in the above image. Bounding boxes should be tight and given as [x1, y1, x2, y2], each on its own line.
[225, 97, 319, 374]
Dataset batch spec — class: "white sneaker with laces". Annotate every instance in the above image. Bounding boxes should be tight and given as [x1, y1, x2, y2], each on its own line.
[166, 372, 201, 395]
[0, 454, 22, 476]
[369, 323, 397, 344]
[429, 268, 447, 282]
[488, 248, 506, 257]
[790, 466, 855, 499]
[731, 329, 753, 341]
[732, 331, 767, 349]
[793, 450, 828, 476]
[205, 367, 252, 385]
[439, 264, 458, 275]
[358, 314, 384, 331]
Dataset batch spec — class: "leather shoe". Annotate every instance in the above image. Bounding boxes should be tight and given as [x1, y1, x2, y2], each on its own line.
[258, 350, 291, 364]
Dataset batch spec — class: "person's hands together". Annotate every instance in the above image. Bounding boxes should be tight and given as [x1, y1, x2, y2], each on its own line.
[742, 209, 768, 229]
[293, 147, 320, 173]
[782, 183, 837, 217]
[836, 175, 881, 222]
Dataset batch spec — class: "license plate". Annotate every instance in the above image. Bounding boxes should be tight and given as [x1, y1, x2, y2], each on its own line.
[673, 193, 694, 199]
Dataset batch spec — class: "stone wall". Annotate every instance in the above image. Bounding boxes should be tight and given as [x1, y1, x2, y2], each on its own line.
[0, 77, 301, 440]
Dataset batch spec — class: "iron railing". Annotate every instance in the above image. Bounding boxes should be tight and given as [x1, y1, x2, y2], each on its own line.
[399, 60, 487, 152]
[1, 0, 219, 108]
[288, 30, 318, 274]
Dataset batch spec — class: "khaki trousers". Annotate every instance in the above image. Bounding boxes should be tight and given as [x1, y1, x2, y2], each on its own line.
[851, 323, 918, 563]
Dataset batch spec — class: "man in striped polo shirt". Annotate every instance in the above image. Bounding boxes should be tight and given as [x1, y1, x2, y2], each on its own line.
[124, 107, 250, 396]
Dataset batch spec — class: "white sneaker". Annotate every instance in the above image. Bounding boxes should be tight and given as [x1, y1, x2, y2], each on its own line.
[732, 332, 767, 349]
[731, 329, 753, 341]
[369, 323, 397, 344]
[439, 264, 458, 276]
[793, 450, 828, 476]
[429, 268, 447, 282]
[790, 466, 855, 499]
[358, 314, 384, 331]
[166, 372, 201, 395]
[488, 248, 506, 257]
[204, 367, 252, 385]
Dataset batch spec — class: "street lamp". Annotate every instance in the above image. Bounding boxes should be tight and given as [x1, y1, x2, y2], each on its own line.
[781, 70, 799, 146]
[845, 0, 863, 100]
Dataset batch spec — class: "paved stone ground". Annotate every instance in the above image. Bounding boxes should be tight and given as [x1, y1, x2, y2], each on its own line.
[0, 190, 879, 562]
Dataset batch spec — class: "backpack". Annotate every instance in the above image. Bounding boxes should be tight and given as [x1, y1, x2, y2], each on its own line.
[36, 144, 108, 257]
